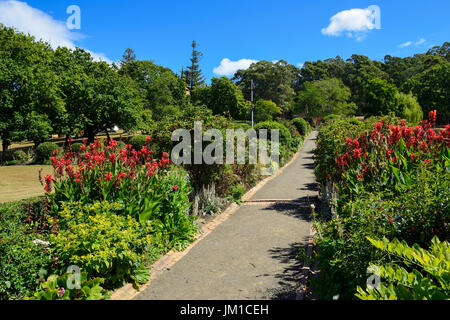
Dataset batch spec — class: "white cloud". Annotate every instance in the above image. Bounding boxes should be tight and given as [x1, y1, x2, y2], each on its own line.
[213, 58, 258, 76]
[321, 6, 381, 41]
[0, 0, 111, 63]
[415, 38, 426, 45]
[399, 41, 413, 48]
[398, 38, 426, 48]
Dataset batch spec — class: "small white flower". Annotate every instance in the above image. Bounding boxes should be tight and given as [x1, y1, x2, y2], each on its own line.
[310, 204, 316, 210]
[33, 239, 50, 247]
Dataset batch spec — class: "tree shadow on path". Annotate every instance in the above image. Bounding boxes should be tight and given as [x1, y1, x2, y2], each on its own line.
[265, 239, 311, 300]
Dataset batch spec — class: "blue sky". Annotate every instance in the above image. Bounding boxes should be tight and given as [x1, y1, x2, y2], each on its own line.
[0, 0, 449, 81]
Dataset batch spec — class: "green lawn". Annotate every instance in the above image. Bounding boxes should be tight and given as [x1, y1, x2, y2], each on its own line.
[0, 165, 53, 204]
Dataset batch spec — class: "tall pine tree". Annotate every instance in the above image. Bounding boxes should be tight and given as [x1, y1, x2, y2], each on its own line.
[185, 40, 205, 91]
[121, 48, 136, 65]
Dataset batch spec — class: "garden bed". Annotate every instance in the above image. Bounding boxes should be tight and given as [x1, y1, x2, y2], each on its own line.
[311, 112, 449, 300]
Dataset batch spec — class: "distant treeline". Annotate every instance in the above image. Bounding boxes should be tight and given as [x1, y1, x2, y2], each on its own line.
[1, 23, 448, 154]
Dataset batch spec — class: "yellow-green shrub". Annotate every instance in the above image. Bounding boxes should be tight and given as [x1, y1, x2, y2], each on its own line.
[50, 201, 155, 287]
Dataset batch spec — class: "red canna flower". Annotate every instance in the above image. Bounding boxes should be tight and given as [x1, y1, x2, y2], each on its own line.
[172, 185, 178, 192]
[353, 148, 363, 159]
[428, 110, 437, 123]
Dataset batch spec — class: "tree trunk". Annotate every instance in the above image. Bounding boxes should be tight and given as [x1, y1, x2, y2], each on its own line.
[2, 140, 10, 153]
[86, 127, 96, 144]
[1, 140, 10, 162]
[105, 129, 111, 143]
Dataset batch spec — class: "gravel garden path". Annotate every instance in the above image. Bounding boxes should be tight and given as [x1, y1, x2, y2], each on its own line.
[134, 131, 319, 300]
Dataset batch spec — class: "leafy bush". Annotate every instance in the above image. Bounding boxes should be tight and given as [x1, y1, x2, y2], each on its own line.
[13, 150, 30, 164]
[254, 100, 282, 122]
[398, 92, 423, 125]
[26, 272, 109, 300]
[356, 237, 449, 300]
[226, 183, 246, 204]
[292, 118, 309, 136]
[71, 142, 84, 154]
[129, 135, 150, 151]
[50, 201, 154, 287]
[254, 120, 292, 147]
[0, 198, 52, 300]
[35, 142, 59, 163]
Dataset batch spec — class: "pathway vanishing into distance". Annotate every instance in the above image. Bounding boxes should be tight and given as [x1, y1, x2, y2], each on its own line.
[135, 131, 319, 300]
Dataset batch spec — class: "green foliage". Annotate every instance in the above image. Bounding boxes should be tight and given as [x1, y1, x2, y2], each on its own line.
[398, 92, 423, 125]
[119, 59, 186, 122]
[184, 40, 206, 91]
[129, 135, 150, 151]
[0, 198, 52, 300]
[402, 62, 450, 123]
[294, 78, 356, 117]
[50, 201, 154, 287]
[226, 183, 246, 204]
[292, 118, 308, 136]
[363, 78, 401, 116]
[254, 100, 282, 122]
[35, 142, 58, 163]
[52, 47, 144, 141]
[233, 60, 299, 112]
[192, 77, 249, 120]
[254, 121, 292, 147]
[0, 25, 64, 152]
[71, 142, 84, 154]
[356, 237, 450, 300]
[26, 272, 109, 300]
[312, 115, 450, 299]
[194, 184, 226, 216]
[13, 150, 30, 164]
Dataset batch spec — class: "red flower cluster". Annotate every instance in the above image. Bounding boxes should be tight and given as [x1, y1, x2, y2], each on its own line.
[44, 174, 53, 193]
[47, 137, 171, 193]
[335, 111, 450, 177]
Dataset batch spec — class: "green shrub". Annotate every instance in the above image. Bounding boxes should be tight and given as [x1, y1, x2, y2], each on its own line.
[35, 142, 59, 163]
[322, 114, 343, 123]
[398, 92, 423, 125]
[71, 142, 84, 154]
[0, 198, 52, 300]
[227, 183, 246, 203]
[254, 121, 292, 147]
[356, 237, 450, 300]
[13, 150, 29, 163]
[292, 118, 309, 136]
[50, 201, 155, 287]
[129, 135, 150, 151]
